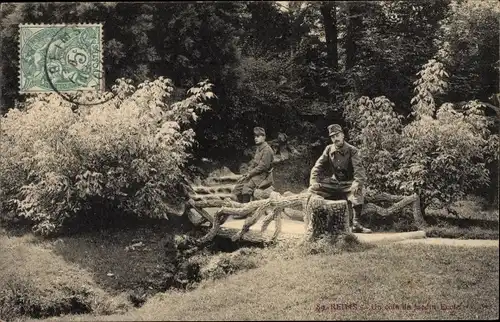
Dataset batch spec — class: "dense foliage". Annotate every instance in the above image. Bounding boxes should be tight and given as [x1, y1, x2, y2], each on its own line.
[0, 0, 498, 225]
[0, 78, 214, 235]
[345, 58, 498, 211]
[2, 1, 497, 154]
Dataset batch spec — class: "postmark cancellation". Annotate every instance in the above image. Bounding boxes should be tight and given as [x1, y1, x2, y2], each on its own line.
[19, 23, 104, 94]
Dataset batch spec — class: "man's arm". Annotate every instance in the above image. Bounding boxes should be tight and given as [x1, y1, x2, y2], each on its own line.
[309, 145, 330, 185]
[247, 147, 274, 178]
[351, 148, 367, 186]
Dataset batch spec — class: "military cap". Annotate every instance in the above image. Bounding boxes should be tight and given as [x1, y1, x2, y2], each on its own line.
[254, 127, 266, 136]
[327, 124, 343, 136]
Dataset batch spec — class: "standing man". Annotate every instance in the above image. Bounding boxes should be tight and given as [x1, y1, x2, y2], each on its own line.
[233, 127, 275, 203]
[308, 124, 372, 233]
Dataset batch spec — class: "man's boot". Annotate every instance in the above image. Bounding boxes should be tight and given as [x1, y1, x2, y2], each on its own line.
[241, 194, 251, 203]
[231, 194, 252, 220]
[348, 205, 354, 233]
[352, 205, 372, 233]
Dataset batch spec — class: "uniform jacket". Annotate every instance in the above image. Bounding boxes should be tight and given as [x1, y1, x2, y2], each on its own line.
[247, 141, 275, 188]
[309, 142, 366, 186]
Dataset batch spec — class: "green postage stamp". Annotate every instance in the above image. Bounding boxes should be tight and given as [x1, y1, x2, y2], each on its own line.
[19, 24, 104, 93]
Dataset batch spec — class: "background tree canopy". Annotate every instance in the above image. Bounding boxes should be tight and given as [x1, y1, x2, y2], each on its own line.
[1, 0, 499, 220]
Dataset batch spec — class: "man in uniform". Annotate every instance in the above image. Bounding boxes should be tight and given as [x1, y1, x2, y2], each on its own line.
[232, 127, 275, 203]
[308, 124, 372, 233]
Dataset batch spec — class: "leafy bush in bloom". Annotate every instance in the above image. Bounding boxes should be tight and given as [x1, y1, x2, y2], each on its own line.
[344, 59, 498, 212]
[0, 77, 214, 235]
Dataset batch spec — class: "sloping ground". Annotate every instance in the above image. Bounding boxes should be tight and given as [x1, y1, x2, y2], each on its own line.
[0, 234, 130, 321]
[38, 243, 499, 321]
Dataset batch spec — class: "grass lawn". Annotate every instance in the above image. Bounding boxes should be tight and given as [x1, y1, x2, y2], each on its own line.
[38, 242, 499, 321]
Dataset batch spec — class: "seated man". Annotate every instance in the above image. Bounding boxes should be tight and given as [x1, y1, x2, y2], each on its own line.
[308, 124, 372, 233]
[232, 127, 275, 203]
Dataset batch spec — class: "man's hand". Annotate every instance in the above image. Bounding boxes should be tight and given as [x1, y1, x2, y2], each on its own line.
[237, 174, 249, 183]
[327, 175, 339, 185]
[350, 181, 360, 194]
[310, 183, 322, 190]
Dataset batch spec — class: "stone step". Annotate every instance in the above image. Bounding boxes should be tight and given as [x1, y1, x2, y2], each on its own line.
[192, 184, 235, 195]
[203, 175, 242, 185]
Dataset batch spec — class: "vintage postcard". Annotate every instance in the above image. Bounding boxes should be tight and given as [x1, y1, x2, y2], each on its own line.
[1, 2, 498, 321]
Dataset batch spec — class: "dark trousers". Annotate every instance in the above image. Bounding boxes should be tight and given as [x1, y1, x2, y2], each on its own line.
[232, 179, 258, 197]
[308, 179, 364, 206]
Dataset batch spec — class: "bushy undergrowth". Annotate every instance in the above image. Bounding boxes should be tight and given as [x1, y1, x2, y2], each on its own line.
[194, 247, 264, 281]
[0, 77, 214, 236]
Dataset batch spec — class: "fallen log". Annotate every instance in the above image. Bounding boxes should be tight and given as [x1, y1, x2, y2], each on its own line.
[214, 192, 304, 219]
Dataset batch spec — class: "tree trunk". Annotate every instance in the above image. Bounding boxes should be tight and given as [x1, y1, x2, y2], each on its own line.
[303, 195, 348, 242]
[0, 29, 4, 115]
[345, 2, 362, 70]
[320, 2, 338, 71]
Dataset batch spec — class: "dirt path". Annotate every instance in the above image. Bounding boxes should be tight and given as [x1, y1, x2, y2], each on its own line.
[221, 216, 428, 244]
[219, 214, 499, 247]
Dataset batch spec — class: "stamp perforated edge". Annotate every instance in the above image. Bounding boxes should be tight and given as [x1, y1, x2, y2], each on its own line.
[18, 23, 104, 94]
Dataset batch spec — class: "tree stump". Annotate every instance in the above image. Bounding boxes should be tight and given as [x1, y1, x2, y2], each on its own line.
[303, 195, 349, 243]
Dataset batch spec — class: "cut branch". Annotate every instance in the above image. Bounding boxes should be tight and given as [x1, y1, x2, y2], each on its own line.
[194, 193, 308, 217]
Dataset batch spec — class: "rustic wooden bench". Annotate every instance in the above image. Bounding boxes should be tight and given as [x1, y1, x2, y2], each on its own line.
[185, 168, 425, 245]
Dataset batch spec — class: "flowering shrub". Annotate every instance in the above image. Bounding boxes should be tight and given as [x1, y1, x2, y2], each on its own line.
[0, 77, 214, 235]
[344, 59, 498, 212]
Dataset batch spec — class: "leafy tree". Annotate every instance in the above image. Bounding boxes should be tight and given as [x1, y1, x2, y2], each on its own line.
[153, 2, 243, 89]
[239, 2, 294, 58]
[2, 0, 498, 172]
[435, 0, 500, 103]
[0, 77, 214, 236]
[344, 58, 498, 213]
[342, 0, 450, 113]
[344, 94, 404, 193]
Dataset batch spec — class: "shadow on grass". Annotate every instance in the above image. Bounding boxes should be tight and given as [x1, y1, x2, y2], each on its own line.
[29, 215, 195, 302]
[425, 225, 499, 240]
[0, 234, 131, 321]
